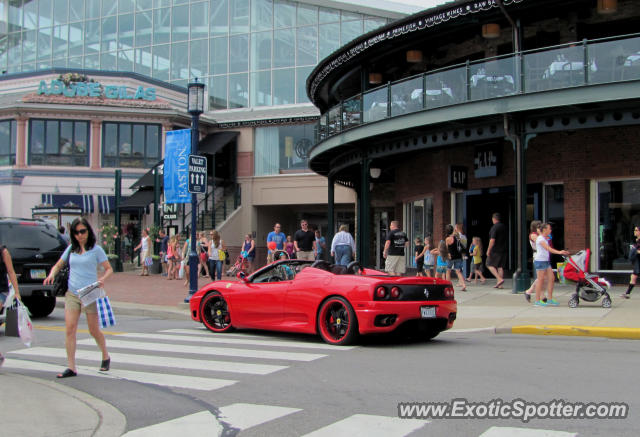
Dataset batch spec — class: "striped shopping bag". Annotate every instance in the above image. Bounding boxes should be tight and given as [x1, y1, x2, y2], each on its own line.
[96, 296, 116, 328]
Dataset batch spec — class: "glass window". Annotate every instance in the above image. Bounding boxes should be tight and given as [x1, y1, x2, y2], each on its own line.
[118, 0, 134, 14]
[210, 0, 228, 36]
[274, 0, 294, 28]
[170, 41, 189, 79]
[101, 16, 117, 52]
[319, 7, 340, 24]
[208, 75, 228, 109]
[597, 180, 640, 271]
[38, 28, 52, 62]
[190, 38, 208, 78]
[210, 36, 227, 75]
[153, 8, 171, 44]
[341, 11, 361, 21]
[228, 73, 248, 108]
[297, 4, 317, 27]
[273, 28, 293, 68]
[250, 70, 271, 106]
[69, 0, 84, 21]
[85, 0, 100, 19]
[68, 21, 83, 56]
[118, 49, 134, 71]
[0, 120, 17, 166]
[135, 11, 152, 47]
[341, 19, 363, 45]
[230, 0, 249, 34]
[52, 0, 67, 24]
[118, 13, 134, 49]
[254, 123, 314, 175]
[172, 5, 189, 42]
[102, 122, 161, 168]
[68, 56, 82, 68]
[134, 47, 152, 76]
[296, 26, 317, 66]
[152, 44, 170, 80]
[101, 51, 118, 70]
[272, 68, 294, 105]
[84, 19, 100, 55]
[84, 53, 99, 68]
[136, 0, 153, 11]
[23, 30, 37, 63]
[23, 0, 37, 29]
[8, 1, 23, 31]
[102, 0, 117, 16]
[364, 17, 387, 33]
[251, 31, 271, 71]
[0, 38, 7, 72]
[7, 33, 21, 67]
[319, 23, 339, 60]
[52, 25, 68, 59]
[296, 66, 312, 103]
[251, 0, 272, 32]
[190, 2, 209, 40]
[29, 119, 89, 166]
[229, 34, 248, 72]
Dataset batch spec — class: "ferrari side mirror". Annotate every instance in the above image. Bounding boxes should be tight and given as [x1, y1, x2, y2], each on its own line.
[237, 271, 248, 282]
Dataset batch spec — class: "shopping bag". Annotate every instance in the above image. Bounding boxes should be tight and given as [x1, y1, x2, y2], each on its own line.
[178, 260, 185, 279]
[4, 305, 19, 337]
[96, 296, 116, 328]
[17, 300, 33, 347]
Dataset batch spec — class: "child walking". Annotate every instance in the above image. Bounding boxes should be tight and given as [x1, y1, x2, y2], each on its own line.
[414, 237, 425, 276]
[432, 240, 449, 279]
[468, 237, 486, 283]
[423, 236, 435, 277]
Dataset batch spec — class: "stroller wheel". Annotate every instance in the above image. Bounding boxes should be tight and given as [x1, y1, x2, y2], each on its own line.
[601, 296, 612, 308]
[568, 296, 579, 308]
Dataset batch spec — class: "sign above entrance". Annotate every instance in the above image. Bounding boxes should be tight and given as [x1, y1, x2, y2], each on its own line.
[37, 80, 156, 101]
[474, 144, 502, 178]
[163, 203, 178, 221]
[449, 165, 468, 190]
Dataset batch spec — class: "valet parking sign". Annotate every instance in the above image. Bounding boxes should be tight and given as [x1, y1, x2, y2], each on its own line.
[188, 155, 208, 194]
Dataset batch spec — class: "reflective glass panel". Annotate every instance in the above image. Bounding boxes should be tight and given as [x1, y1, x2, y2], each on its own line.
[228, 73, 248, 108]
[523, 45, 584, 93]
[425, 67, 466, 108]
[52, 0, 67, 24]
[84, 53, 100, 68]
[272, 68, 294, 105]
[85, 0, 100, 19]
[69, 0, 83, 21]
[319, 7, 340, 23]
[152, 44, 170, 80]
[119, 0, 134, 14]
[588, 36, 640, 84]
[146, 125, 160, 158]
[341, 19, 362, 45]
[7, 33, 21, 66]
[153, 8, 171, 44]
[38, 28, 52, 61]
[190, 38, 208, 78]
[46, 121, 59, 154]
[119, 124, 132, 157]
[84, 19, 100, 55]
[135, 11, 152, 47]
[23, 0, 37, 29]
[318, 23, 339, 60]
[342, 96, 361, 129]
[341, 11, 361, 21]
[133, 125, 145, 157]
[208, 75, 228, 109]
[297, 4, 316, 26]
[52, 25, 68, 58]
[136, 0, 153, 11]
[31, 120, 45, 155]
[190, 2, 209, 40]
[250, 70, 271, 106]
[101, 51, 117, 70]
[364, 17, 386, 32]
[230, 0, 249, 34]
[23, 30, 37, 63]
[171, 41, 189, 79]
[469, 57, 517, 100]
[102, 0, 117, 16]
[8, 1, 23, 31]
[118, 13, 134, 49]
[210, 36, 227, 75]
[363, 86, 388, 123]
[68, 21, 83, 56]
[103, 123, 118, 157]
[210, 0, 228, 36]
[172, 5, 189, 42]
[134, 47, 152, 76]
[251, 31, 271, 71]
[296, 66, 312, 103]
[229, 34, 248, 72]
[251, 0, 272, 31]
[273, 28, 294, 68]
[390, 76, 423, 116]
[101, 16, 117, 51]
[274, 0, 294, 28]
[296, 26, 317, 66]
[118, 49, 134, 71]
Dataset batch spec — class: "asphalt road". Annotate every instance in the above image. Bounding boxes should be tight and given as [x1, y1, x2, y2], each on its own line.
[4, 307, 639, 436]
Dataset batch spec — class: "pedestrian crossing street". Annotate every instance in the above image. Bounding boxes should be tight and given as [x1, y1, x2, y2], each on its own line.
[3, 327, 579, 436]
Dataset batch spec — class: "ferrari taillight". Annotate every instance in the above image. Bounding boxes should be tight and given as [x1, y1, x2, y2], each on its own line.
[375, 286, 387, 299]
[444, 286, 455, 298]
[390, 287, 401, 299]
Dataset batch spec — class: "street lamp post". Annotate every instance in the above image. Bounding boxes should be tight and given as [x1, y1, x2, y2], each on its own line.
[186, 78, 205, 302]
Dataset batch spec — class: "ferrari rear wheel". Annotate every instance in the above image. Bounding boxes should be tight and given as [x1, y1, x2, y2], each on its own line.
[200, 292, 234, 333]
[317, 296, 358, 345]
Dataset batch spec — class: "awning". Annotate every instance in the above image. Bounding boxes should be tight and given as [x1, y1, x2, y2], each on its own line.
[119, 189, 155, 210]
[41, 194, 95, 214]
[97, 195, 140, 214]
[198, 131, 239, 155]
[130, 160, 163, 190]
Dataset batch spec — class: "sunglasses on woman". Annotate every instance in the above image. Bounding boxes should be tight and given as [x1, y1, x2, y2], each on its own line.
[74, 228, 88, 235]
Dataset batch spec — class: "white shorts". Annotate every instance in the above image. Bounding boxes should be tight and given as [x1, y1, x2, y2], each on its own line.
[385, 255, 406, 275]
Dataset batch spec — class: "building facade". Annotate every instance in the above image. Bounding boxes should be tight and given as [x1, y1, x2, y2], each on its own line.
[307, 0, 640, 283]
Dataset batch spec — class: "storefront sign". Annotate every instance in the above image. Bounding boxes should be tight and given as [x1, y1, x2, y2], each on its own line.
[164, 129, 191, 204]
[449, 165, 468, 189]
[37, 80, 156, 101]
[163, 203, 178, 220]
[474, 144, 501, 178]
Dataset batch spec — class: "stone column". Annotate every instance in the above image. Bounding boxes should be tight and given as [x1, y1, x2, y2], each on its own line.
[15, 117, 28, 168]
[90, 119, 101, 170]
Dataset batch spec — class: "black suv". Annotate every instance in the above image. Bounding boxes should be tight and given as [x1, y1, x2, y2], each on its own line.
[0, 218, 67, 319]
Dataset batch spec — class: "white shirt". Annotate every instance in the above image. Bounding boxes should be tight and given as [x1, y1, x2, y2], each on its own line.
[534, 235, 550, 262]
[331, 231, 356, 253]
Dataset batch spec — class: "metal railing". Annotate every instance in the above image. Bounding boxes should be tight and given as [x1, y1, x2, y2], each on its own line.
[314, 33, 640, 145]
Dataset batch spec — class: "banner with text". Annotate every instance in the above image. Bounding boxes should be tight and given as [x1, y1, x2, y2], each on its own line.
[164, 129, 191, 204]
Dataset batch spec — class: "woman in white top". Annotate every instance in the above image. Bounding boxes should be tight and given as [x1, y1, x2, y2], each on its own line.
[134, 229, 152, 276]
[331, 225, 356, 266]
[533, 223, 569, 306]
[208, 230, 226, 280]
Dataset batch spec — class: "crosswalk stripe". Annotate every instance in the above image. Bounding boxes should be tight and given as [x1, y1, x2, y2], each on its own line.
[10, 348, 287, 375]
[219, 403, 302, 430]
[76, 339, 326, 362]
[301, 414, 429, 437]
[119, 332, 355, 351]
[163, 328, 266, 338]
[479, 427, 578, 437]
[122, 411, 223, 437]
[2, 359, 237, 391]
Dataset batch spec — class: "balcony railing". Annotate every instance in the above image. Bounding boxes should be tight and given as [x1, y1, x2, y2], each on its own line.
[314, 33, 640, 146]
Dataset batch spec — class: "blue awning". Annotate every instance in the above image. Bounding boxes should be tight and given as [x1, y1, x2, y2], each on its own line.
[41, 194, 95, 214]
[97, 195, 137, 214]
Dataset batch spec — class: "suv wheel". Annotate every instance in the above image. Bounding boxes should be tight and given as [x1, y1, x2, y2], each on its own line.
[22, 296, 57, 318]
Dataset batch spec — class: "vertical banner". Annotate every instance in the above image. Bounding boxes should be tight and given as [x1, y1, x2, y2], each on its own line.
[164, 129, 191, 204]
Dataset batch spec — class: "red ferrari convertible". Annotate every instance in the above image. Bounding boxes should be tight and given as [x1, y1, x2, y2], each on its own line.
[189, 260, 457, 345]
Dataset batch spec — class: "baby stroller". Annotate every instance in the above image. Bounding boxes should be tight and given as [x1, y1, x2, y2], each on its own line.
[226, 251, 248, 276]
[562, 249, 612, 308]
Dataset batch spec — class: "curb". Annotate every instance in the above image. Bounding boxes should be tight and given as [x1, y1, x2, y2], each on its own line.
[495, 325, 640, 340]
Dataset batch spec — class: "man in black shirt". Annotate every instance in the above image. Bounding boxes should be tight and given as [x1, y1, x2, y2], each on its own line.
[383, 220, 409, 275]
[294, 220, 316, 261]
[486, 212, 507, 288]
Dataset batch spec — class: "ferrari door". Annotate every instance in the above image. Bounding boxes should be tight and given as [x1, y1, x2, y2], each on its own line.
[232, 265, 290, 328]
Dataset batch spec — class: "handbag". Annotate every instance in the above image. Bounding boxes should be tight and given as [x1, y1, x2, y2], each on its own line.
[53, 249, 71, 297]
[218, 249, 226, 261]
[17, 299, 33, 347]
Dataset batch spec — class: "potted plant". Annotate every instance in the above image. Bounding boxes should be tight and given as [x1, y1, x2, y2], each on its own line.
[150, 254, 162, 274]
[100, 223, 120, 271]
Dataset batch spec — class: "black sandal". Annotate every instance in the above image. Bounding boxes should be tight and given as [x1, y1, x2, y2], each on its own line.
[100, 357, 111, 371]
[57, 368, 77, 378]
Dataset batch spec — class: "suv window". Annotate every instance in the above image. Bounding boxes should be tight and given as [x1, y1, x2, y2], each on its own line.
[0, 223, 66, 255]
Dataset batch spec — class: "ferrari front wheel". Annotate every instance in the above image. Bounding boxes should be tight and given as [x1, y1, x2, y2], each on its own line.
[317, 296, 358, 345]
[200, 292, 234, 333]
